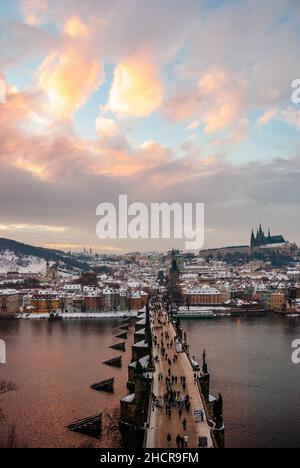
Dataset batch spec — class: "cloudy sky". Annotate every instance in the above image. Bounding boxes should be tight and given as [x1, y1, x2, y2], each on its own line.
[0, 0, 300, 252]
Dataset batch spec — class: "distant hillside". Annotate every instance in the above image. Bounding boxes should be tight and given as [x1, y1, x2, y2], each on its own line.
[0, 238, 90, 273]
[0, 238, 64, 260]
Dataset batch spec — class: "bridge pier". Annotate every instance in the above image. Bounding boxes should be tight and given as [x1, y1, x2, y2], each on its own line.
[120, 303, 154, 449]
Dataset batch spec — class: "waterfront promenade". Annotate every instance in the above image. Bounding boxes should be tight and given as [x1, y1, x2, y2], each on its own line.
[146, 308, 213, 449]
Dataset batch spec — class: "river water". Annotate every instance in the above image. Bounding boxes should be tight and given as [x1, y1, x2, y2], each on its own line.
[0, 315, 300, 448]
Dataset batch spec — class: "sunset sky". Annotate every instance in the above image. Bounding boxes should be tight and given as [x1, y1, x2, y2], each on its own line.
[0, 0, 300, 252]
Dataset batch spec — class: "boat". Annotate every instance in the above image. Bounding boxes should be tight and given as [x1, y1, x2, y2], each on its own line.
[49, 311, 63, 321]
[229, 307, 266, 317]
[225, 300, 266, 317]
[176, 307, 217, 319]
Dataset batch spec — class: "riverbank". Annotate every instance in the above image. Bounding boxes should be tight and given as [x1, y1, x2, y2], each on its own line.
[3, 308, 300, 321]
[16, 311, 139, 320]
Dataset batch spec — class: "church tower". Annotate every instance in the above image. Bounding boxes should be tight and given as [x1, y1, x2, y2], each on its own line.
[169, 249, 179, 288]
[250, 229, 255, 250]
[46, 260, 50, 277]
[250, 224, 286, 254]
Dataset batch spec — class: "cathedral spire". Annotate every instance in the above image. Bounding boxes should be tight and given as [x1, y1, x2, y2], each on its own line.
[250, 229, 255, 249]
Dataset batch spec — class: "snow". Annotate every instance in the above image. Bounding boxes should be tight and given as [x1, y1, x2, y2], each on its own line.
[17, 310, 139, 320]
[129, 355, 151, 368]
[122, 394, 135, 403]
[0, 250, 46, 274]
[0, 288, 18, 295]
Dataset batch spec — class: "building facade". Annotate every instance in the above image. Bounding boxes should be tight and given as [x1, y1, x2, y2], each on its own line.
[183, 286, 222, 305]
[29, 293, 61, 314]
[251, 225, 286, 251]
[0, 290, 21, 316]
[270, 293, 287, 311]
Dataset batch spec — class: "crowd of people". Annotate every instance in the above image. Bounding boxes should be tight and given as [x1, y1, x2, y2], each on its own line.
[151, 306, 196, 448]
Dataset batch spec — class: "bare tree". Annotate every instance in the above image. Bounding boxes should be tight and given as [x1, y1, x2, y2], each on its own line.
[0, 379, 17, 447]
[0, 380, 16, 395]
[6, 425, 18, 448]
[105, 408, 123, 448]
[0, 379, 15, 422]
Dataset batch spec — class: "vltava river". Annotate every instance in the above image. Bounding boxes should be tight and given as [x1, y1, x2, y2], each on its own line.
[185, 314, 300, 448]
[0, 315, 300, 448]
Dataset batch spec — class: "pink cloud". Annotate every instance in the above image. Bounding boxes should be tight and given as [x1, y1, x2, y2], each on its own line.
[38, 48, 103, 119]
[20, 0, 48, 26]
[163, 68, 248, 138]
[105, 49, 164, 118]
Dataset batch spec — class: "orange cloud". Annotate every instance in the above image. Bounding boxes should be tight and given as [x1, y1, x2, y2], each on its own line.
[106, 50, 164, 118]
[0, 83, 218, 188]
[203, 102, 237, 134]
[14, 159, 48, 179]
[38, 49, 102, 119]
[281, 107, 300, 128]
[96, 115, 118, 138]
[0, 86, 30, 126]
[0, 223, 68, 233]
[164, 69, 247, 137]
[93, 144, 214, 191]
[187, 120, 199, 131]
[198, 71, 244, 134]
[64, 16, 89, 39]
[21, 0, 47, 26]
[258, 109, 278, 126]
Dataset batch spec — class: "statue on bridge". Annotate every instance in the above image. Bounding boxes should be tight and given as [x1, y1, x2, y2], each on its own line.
[213, 393, 224, 430]
[202, 349, 208, 374]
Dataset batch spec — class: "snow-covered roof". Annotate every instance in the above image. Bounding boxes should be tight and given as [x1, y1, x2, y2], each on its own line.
[121, 393, 135, 403]
[0, 289, 18, 295]
[185, 287, 221, 295]
[129, 355, 151, 369]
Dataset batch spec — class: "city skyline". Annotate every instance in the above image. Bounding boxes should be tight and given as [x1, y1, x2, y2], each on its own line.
[1, 0, 300, 252]
[0, 221, 293, 255]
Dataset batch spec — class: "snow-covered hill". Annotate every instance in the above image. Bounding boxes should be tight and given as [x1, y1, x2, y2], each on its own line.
[0, 249, 47, 274]
[0, 238, 91, 274]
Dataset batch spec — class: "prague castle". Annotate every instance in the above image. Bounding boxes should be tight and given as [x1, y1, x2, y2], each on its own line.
[200, 224, 293, 259]
[250, 224, 286, 252]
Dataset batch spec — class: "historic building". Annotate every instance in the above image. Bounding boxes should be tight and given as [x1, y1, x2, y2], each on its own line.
[250, 224, 286, 251]
[128, 291, 148, 311]
[0, 289, 20, 316]
[183, 286, 223, 305]
[200, 224, 292, 259]
[270, 293, 287, 312]
[46, 261, 60, 281]
[29, 292, 61, 314]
